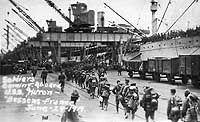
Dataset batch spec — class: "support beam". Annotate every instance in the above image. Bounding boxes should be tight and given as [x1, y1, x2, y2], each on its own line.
[57, 39, 61, 64]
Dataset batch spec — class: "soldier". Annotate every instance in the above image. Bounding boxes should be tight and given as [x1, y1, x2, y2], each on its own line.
[124, 86, 139, 120]
[119, 79, 130, 118]
[41, 68, 48, 84]
[89, 73, 97, 99]
[167, 89, 182, 122]
[140, 87, 159, 122]
[98, 77, 107, 107]
[31, 66, 37, 77]
[58, 71, 66, 92]
[112, 80, 122, 113]
[101, 84, 111, 111]
[117, 64, 122, 76]
[61, 99, 82, 122]
[71, 90, 79, 105]
[182, 91, 200, 122]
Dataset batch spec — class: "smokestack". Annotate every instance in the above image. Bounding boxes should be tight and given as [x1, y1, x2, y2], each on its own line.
[97, 11, 105, 27]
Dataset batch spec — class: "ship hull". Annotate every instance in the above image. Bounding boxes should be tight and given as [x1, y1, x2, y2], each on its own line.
[140, 36, 200, 60]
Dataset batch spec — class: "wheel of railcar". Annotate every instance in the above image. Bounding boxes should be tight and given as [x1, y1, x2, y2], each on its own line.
[182, 76, 188, 85]
[167, 74, 175, 84]
[191, 77, 200, 88]
[139, 72, 145, 80]
[128, 73, 133, 78]
[153, 73, 160, 82]
[128, 71, 133, 78]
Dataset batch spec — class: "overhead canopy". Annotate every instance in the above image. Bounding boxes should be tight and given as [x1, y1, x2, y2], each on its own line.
[123, 52, 141, 62]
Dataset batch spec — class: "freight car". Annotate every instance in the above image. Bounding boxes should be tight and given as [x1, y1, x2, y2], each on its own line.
[124, 55, 200, 88]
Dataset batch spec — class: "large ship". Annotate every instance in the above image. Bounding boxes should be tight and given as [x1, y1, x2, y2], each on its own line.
[140, 35, 200, 60]
[124, 0, 200, 87]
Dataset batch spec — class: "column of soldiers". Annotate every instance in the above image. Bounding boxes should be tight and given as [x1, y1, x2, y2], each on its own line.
[61, 67, 200, 122]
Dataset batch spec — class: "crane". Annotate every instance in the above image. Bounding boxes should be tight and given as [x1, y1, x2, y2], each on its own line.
[43, 0, 74, 26]
[8, 0, 44, 32]
[5, 19, 29, 38]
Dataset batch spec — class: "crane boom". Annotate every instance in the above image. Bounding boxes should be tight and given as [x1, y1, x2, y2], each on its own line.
[8, 0, 44, 32]
[5, 19, 29, 38]
[7, 25, 25, 41]
[11, 8, 39, 32]
[43, 0, 74, 26]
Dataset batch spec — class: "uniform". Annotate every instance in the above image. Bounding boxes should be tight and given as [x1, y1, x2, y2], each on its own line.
[140, 87, 159, 122]
[101, 84, 110, 111]
[41, 69, 48, 84]
[58, 73, 66, 92]
[124, 86, 139, 120]
[112, 83, 122, 113]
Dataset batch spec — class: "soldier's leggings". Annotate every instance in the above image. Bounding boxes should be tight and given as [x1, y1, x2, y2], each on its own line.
[116, 96, 120, 112]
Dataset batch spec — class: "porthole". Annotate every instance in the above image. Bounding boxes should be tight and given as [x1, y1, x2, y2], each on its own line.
[179, 42, 181, 44]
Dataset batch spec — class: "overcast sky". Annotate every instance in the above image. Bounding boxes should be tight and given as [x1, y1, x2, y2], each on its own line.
[0, 0, 199, 52]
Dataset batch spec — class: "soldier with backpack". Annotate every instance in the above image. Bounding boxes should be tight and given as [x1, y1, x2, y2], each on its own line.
[112, 80, 122, 113]
[101, 84, 111, 111]
[119, 79, 130, 118]
[89, 73, 97, 99]
[140, 87, 159, 122]
[167, 89, 182, 122]
[58, 71, 66, 92]
[124, 85, 139, 120]
[182, 92, 200, 122]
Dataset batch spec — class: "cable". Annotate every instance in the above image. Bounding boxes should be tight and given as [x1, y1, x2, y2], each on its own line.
[165, 0, 197, 33]
[12, 8, 39, 32]
[104, 3, 146, 37]
[190, 46, 200, 55]
[157, 0, 171, 32]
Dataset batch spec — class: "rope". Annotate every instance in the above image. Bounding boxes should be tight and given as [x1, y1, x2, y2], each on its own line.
[157, 0, 171, 32]
[165, 0, 198, 33]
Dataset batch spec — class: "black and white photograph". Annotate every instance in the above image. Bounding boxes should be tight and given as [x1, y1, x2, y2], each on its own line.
[0, 0, 200, 122]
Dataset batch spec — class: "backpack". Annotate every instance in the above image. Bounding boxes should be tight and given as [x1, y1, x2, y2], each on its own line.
[141, 92, 158, 111]
[127, 92, 139, 110]
[102, 89, 109, 97]
[170, 96, 181, 116]
[122, 85, 129, 97]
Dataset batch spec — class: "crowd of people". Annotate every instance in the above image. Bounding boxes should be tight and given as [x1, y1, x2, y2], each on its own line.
[60, 66, 200, 122]
[142, 26, 200, 43]
[31, 63, 200, 122]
